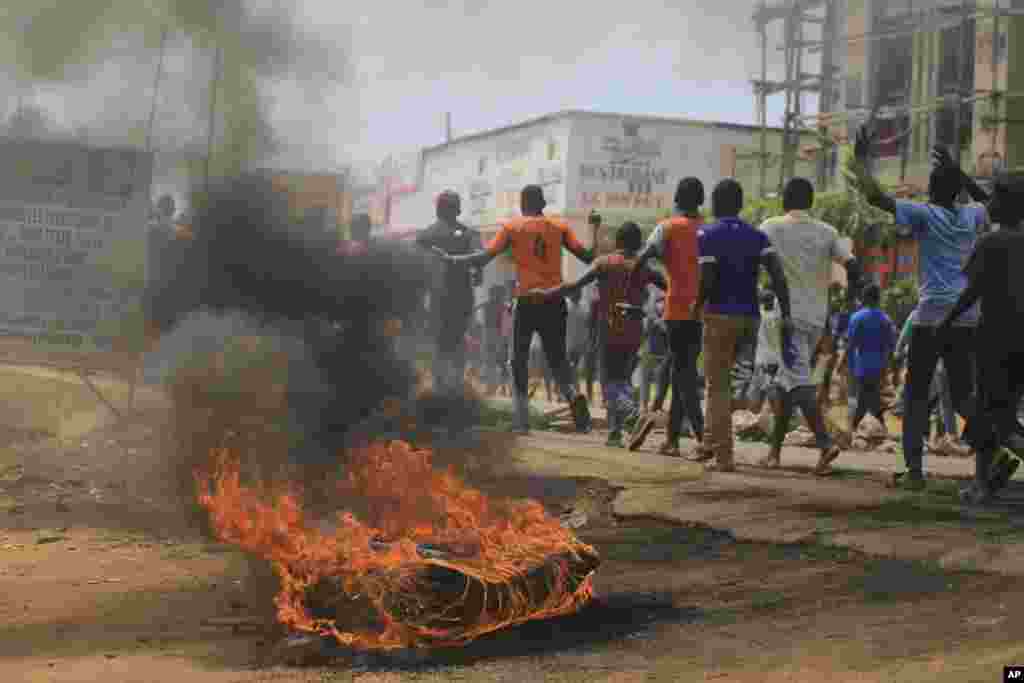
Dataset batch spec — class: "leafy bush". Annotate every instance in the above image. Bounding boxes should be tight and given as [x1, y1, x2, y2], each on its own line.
[881, 277, 919, 326]
[743, 190, 895, 245]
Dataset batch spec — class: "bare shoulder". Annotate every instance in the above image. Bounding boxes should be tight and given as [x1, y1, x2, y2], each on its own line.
[548, 216, 571, 231]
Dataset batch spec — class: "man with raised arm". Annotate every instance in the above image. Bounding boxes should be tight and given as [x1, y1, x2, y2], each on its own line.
[940, 176, 1024, 504]
[433, 185, 594, 434]
[846, 129, 988, 491]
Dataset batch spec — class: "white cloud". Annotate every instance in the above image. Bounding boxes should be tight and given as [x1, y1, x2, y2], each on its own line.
[7, 0, 811, 185]
[308, 0, 798, 165]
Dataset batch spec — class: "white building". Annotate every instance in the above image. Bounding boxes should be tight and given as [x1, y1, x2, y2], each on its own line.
[383, 109, 808, 294]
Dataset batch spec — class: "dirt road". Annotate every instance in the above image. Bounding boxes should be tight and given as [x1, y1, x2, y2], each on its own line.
[2, 390, 1024, 682]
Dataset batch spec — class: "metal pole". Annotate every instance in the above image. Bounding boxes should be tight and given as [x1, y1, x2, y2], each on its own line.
[145, 27, 169, 154]
[790, 12, 805, 187]
[991, 0, 1002, 174]
[818, 0, 837, 189]
[204, 46, 223, 193]
[759, 1, 769, 198]
[953, 0, 970, 166]
[779, 3, 797, 195]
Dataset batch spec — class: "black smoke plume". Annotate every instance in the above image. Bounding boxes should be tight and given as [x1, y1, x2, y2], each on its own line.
[146, 176, 480, 467]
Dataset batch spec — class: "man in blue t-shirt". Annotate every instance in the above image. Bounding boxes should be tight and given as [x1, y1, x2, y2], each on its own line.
[693, 179, 792, 472]
[846, 284, 896, 435]
[848, 128, 989, 491]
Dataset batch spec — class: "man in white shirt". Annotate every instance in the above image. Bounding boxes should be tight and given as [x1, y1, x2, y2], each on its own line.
[758, 178, 863, 473]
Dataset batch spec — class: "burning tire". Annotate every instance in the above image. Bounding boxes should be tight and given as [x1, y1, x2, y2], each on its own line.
[195, 440, 600, 651]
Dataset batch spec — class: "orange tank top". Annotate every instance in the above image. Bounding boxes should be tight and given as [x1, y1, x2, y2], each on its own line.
[658, 215, 702, 320]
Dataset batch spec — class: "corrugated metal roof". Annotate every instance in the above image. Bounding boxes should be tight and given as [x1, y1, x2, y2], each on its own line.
[421, 109, 789, 156]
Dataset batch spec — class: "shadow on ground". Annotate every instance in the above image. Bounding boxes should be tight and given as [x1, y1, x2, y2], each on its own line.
[311, 590, 708, 671]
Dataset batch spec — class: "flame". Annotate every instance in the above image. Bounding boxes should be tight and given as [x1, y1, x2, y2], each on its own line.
[195, 440, 597, 650]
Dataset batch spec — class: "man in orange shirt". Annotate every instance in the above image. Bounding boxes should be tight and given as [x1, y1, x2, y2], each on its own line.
[435, 185, 594, 433]
[529, 222, 666, 447]
[628, 177, 706, 456]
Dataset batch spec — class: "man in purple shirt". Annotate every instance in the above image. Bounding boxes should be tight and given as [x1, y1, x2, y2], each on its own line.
[693, 179, 792, 472]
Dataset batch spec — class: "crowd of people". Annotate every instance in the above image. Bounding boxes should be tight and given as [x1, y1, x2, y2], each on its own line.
[415, 124, 1024, 506]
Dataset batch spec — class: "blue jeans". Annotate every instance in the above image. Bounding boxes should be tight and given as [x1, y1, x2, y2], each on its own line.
[601, 343, 639, 434]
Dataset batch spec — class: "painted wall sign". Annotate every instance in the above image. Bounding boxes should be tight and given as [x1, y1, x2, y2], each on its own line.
[599, 133, 661, 162]
[577, 192, 672, 210]
[0, 139, 152, 351]
[577, 163, 668, 187]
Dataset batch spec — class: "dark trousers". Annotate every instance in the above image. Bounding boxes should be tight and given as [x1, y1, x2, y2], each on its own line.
[963, 329, 1024, 479]
[512, 298, 572, 400]
[903, 326, 977, 475]
[583, 324, 600, 400]
[642, 354, 672, 412]
[851, 373, 885, 430]
[666, 320, 704, 443]
[434, 301, 473, 394]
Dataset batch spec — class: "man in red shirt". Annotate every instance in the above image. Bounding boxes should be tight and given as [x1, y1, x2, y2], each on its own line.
[530, 222, 665, 447]
[628, 177, 706, 456]
[435, 185, 594, 433]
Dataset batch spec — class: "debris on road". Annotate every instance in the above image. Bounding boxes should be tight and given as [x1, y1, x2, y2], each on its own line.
[560, 510, 589, 529]
[35, 530, 68, 545]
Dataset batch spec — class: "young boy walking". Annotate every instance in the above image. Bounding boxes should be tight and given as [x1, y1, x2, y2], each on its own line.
[846, 284, 896, 436]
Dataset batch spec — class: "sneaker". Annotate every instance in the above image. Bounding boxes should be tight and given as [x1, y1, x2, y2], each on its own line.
[570, 395, 592, 434]
[960, 482, 995, 506]
[988, 448, 1020, 494]
[1006, 433, 1024, 458]
[891, 471, 926, 491]
[704, 460, 736, 473]
[628, 413, 658, 452]
[657, 441, 682, 458]
[605, 432, 624, 448]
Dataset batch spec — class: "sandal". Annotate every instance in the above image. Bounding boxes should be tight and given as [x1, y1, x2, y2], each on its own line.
[814, 445, 842, 476]
[657, 442, 682, 458]
[628, 414, 658, 452]
[689, 445, 716, 463]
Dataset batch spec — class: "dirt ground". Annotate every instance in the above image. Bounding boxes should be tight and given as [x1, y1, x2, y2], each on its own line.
[3, 387, 1024, 682]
